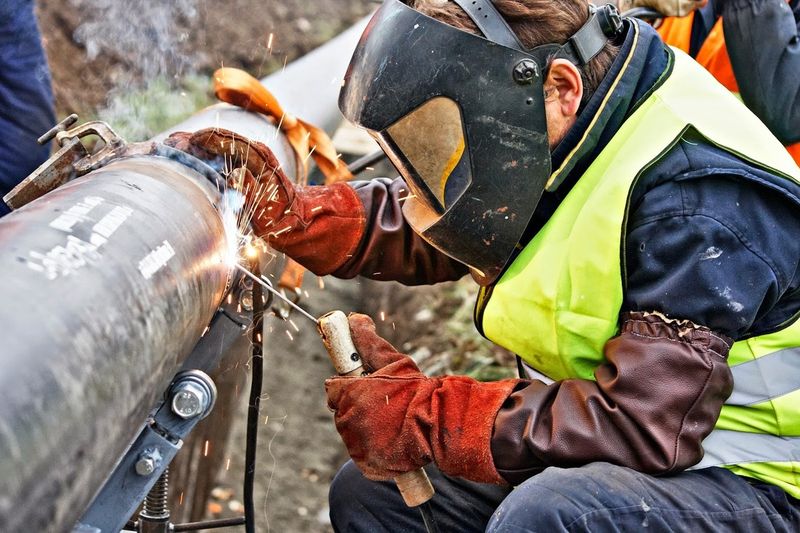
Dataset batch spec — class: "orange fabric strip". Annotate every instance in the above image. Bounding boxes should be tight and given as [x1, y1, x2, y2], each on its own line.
[656, 14, 694, 54]
[213, 67, 353, 186]
[787, 143, 800, 166]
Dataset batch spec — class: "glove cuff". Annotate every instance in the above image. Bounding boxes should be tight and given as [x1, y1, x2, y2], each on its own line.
[270, 182, 367, 275]
[431, 377, 522, 485]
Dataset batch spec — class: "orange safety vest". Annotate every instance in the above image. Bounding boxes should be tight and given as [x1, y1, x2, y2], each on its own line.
[658, 14, 800, 164]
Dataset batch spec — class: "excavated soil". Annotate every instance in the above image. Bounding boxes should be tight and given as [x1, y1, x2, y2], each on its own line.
[37, 0, 375, 116]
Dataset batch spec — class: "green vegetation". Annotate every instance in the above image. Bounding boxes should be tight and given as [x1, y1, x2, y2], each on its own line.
[96, 74, 214, 141]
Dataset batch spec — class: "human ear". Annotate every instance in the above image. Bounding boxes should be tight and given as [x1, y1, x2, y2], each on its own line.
[543, 58, 583, 119]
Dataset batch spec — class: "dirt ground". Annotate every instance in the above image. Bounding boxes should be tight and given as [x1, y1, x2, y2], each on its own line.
[37, 0, 375, 116]
[217, 275, 363, 533]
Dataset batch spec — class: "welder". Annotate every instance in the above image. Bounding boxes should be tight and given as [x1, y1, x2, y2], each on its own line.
[0, 0, 55, 215]
[176, 0, 800, 530]
[656, 0, 800, 164]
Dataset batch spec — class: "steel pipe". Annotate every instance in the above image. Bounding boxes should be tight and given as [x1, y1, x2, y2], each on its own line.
[0, 15, 367, 531]
[0, 156, 229, 531]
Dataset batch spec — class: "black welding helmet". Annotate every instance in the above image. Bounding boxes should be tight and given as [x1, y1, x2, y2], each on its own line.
[339, 0, 622, 284]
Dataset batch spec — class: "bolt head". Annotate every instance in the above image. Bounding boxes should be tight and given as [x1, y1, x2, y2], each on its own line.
[135, 456, 155, 476]
[240, 289, 254, 311]
[513, 59, 539, 85]
[171, 382, 209, 419]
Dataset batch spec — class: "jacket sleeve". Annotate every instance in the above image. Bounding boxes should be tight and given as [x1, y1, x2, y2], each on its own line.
[332, 177, 470, 285]
[490, 311, 733, 485]
[722, 0, 800, 144]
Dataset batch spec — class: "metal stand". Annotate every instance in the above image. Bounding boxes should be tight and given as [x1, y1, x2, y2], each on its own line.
[74, 269, 264, 532]
[75, 371, 217, 532]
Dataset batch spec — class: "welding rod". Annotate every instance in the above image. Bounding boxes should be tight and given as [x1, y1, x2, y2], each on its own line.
[234, 263, 318, 324]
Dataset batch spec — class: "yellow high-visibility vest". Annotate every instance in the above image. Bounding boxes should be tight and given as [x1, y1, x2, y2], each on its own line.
[476, 44, 800, 497]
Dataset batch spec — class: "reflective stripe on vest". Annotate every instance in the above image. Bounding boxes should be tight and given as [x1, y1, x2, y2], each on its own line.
[726, 346, 800, 406]
[658, 13, 800, 164]
[477, 46, 800, 496]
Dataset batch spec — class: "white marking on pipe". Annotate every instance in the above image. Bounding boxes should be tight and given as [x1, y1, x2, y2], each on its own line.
[138, 240, 176, 280]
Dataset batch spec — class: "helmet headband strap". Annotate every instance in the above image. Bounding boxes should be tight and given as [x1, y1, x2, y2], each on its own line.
[452, 0, 623, 65]
[451, 0, 525, 50]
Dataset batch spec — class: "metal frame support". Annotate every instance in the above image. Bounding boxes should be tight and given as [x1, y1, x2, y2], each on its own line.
[75, 370, 217, 533]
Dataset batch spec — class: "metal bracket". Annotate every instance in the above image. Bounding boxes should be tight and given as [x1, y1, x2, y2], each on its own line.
[73, 289, 251, 532]
[75, 370, 217, 533]
[3, 116, 126, 210]
[56, 120, 126, 175]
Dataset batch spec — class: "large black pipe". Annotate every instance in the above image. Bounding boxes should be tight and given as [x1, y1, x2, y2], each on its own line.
[0, 156, 229, 531]
[0, 17, 367, 532]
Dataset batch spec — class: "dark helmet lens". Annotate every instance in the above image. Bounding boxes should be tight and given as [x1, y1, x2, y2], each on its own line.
[384, 97, 470, 211]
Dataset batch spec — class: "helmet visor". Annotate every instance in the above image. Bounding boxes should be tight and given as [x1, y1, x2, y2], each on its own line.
[339, 0, 553, 284]
[383, 97, 469, 212]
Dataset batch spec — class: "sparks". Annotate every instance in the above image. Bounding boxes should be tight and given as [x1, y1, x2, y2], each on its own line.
[204, 440, 210, 457]
[267, 32, 274, 53]
[286, 330, 294, 341]
[244, 242, 259, 259]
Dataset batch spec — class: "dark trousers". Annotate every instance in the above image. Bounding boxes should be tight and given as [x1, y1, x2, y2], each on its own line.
[329, 460, 800, 532]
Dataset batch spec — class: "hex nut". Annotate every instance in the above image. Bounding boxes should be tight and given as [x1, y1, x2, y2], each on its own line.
[135, 456, 156, 476]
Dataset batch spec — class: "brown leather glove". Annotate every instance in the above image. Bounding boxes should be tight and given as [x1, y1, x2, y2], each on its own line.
[165, 128, 366, 275]
[325, 314, 521, 484]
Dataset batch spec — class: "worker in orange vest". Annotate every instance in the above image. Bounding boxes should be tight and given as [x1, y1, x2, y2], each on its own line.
[656, 0, 800, 164]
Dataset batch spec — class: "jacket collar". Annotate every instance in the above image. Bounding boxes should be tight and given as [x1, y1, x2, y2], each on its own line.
[521, 19, 670, 241]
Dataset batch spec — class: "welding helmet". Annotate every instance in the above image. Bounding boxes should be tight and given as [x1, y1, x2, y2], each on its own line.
[339, 0, 623, 284]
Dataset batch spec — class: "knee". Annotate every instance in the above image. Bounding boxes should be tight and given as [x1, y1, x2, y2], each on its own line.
[328, 461, 364, 530]
[487, 463, 636, 532]
[329, 460, 407, 532]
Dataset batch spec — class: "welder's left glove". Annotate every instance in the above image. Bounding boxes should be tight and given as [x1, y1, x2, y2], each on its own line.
[325, 314, 521, 484]
[165, 128, 366, 275]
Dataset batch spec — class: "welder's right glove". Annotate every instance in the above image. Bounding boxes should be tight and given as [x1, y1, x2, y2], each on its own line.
[165, 128, 366, 275]
[325, 313, 521, 484]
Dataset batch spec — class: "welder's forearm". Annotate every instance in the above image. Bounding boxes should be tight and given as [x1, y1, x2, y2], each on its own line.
[723, 0, 800, 144]
[490, 312, 733, 485]
[332, 177, 470, 285]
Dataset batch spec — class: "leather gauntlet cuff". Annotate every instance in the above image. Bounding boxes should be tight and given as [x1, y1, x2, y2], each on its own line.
[622, 311, 733, 354]
[270, 182, 366, 275]
[430, 377, 522, 485]
[491, 311, 733, 485]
